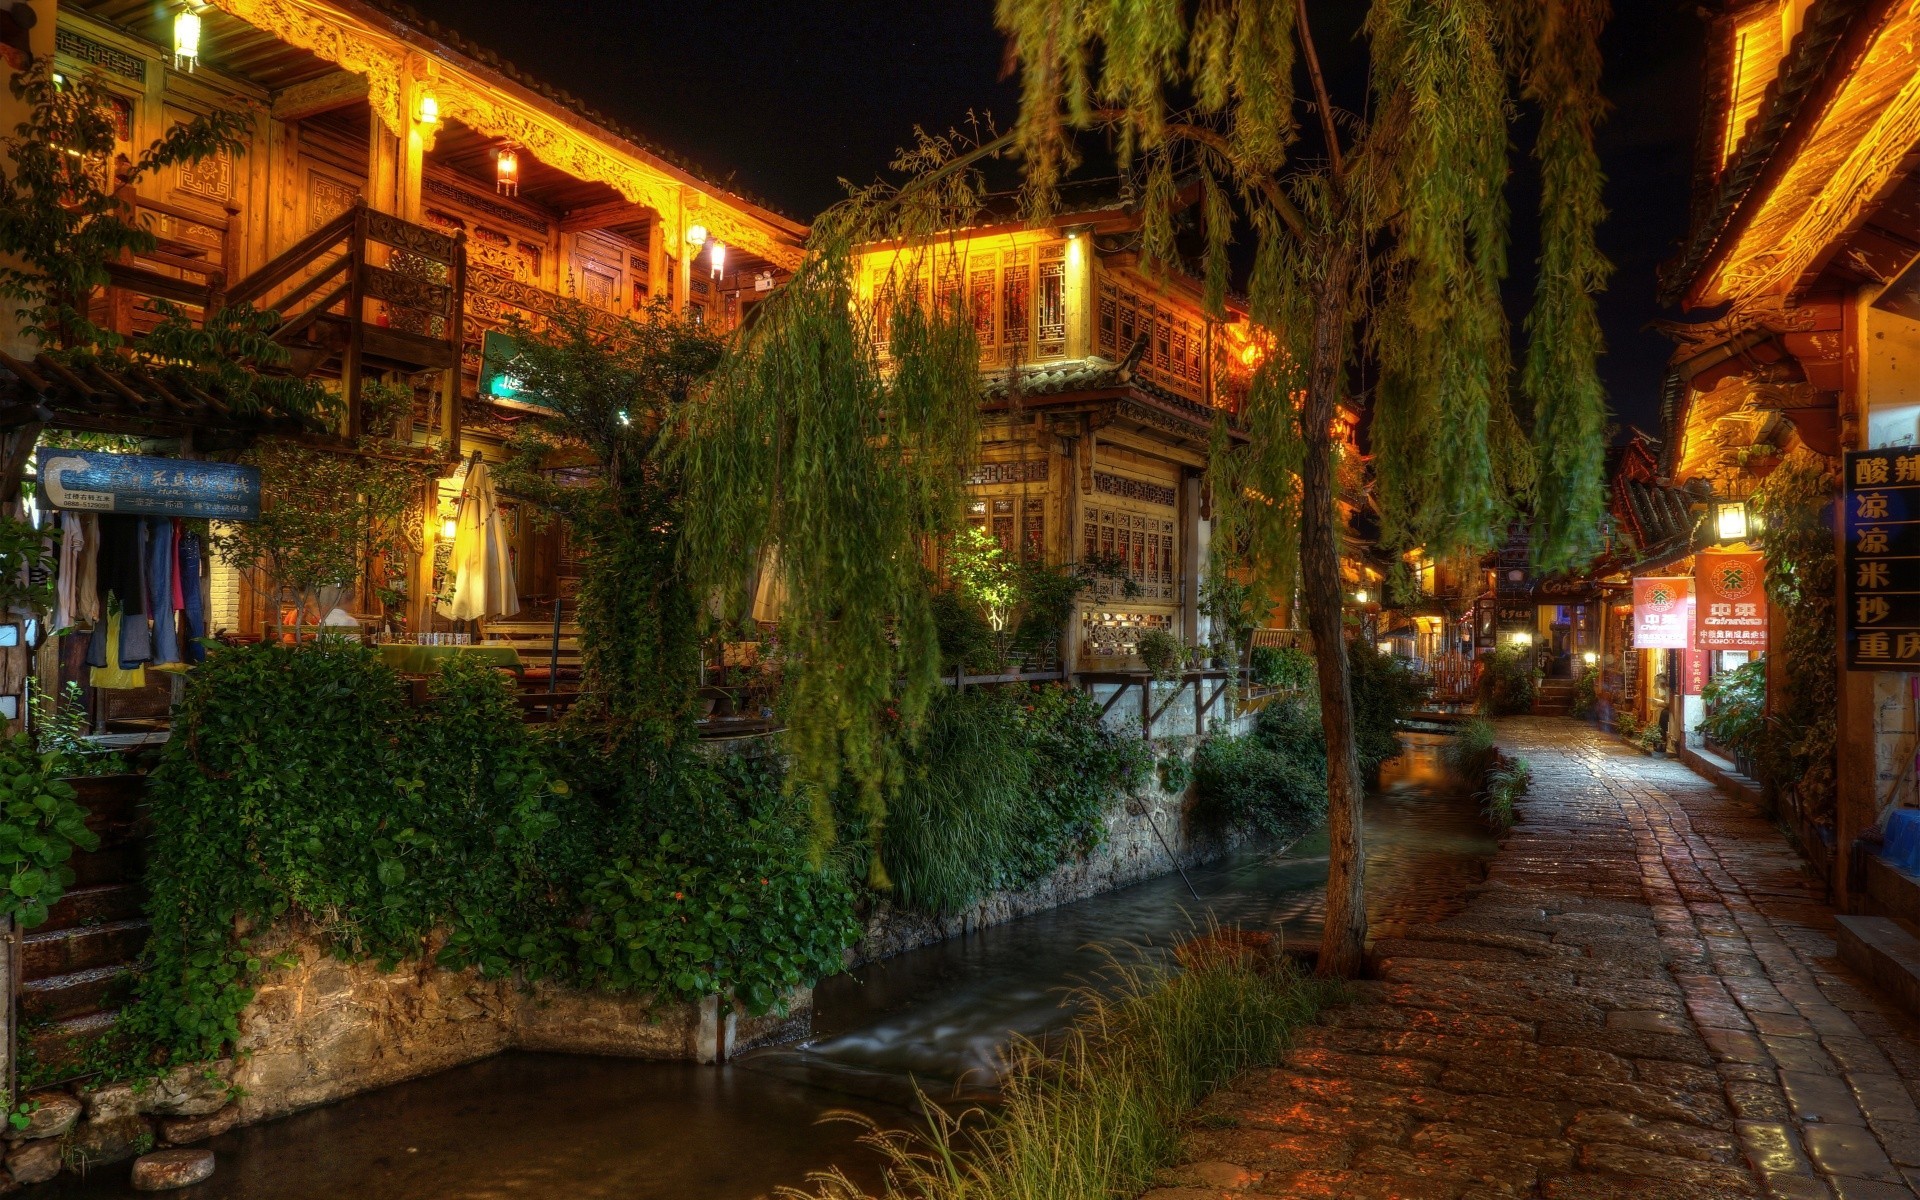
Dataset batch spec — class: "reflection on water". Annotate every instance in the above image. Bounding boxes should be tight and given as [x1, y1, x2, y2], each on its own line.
[49, 735, 1492, 1200]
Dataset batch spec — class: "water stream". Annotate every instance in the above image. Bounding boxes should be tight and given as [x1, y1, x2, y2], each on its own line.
[50, 734, 1493, 1199]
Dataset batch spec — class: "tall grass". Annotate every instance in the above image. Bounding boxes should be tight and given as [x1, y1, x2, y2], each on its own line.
[787, 930, 1335, 1200]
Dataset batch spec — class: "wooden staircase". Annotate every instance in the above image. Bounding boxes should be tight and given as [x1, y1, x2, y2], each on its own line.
[19, 775, 150, 1083]
[220, 198, 467, 442]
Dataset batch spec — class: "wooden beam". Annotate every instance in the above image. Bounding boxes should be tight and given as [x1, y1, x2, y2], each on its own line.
[560, 198, 650, 234]
[271, 71, 371, 123]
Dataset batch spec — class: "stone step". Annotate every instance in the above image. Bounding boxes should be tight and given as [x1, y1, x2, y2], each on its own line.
[19, 964, 134, 1023]
[1835, 915, 1920, 1017]
[39, 882, 146, 935]
[20, 918, 149, 983]
[23, 1010, 122, 1083]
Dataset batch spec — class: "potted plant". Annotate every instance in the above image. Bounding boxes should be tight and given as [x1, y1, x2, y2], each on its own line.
[1136, 628, 1184, 680]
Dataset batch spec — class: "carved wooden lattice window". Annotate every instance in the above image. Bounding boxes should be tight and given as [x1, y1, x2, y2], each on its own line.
[991, 497, 1017, 554]
[1001, 249, 1031, 360]
[1084, 503, 1177, 602]
[1036, 245, 1067, 357]
[1024, 498, 1045, 562]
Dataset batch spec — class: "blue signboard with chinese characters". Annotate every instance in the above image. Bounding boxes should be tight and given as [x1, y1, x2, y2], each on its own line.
[35, 449, 260, 521]
[1844, 448, 1920, 669]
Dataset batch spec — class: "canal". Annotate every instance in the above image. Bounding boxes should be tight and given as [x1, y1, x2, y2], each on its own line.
[47, 734, 1494, 1199]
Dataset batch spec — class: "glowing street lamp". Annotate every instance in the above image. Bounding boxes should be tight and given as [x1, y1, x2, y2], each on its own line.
[494, 146, 519, 196]
[173, 8, 202, 71]
[417, 90, 440, 127]
[1715, 500, 1750, 543]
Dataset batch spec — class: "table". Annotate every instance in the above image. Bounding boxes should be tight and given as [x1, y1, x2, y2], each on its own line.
[377, 644, 524, 675]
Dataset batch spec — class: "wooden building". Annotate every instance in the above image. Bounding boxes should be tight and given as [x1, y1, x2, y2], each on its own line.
[1661, 0, 1920, 898]
[24, 0, 805, 642]
[856, 198, 1261, 674]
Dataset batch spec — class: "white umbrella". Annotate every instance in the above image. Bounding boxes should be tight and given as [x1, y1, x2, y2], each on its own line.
[438, 461, 520, 621]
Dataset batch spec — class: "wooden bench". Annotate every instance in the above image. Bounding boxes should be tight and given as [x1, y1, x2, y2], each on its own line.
[484, 619, 583, 688]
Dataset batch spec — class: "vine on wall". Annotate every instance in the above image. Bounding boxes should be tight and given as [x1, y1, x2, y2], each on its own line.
[1752, 450, 1838, 827]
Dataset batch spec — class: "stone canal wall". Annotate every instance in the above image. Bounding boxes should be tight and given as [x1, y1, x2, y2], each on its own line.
[854, 734, 1246, 963]
[6, 925, 807, 1183]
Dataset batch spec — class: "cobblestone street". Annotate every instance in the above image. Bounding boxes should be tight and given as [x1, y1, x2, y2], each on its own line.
[1148, 717, 1920, 1200]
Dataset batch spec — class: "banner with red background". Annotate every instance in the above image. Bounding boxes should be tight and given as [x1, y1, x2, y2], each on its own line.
[1695, 550, 1768, 651]
[1632, 577, 1693, 650]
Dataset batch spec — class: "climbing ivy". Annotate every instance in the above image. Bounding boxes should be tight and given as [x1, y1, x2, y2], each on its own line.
[0, 734, 100, 929]
[1752, 451, 1838, 825]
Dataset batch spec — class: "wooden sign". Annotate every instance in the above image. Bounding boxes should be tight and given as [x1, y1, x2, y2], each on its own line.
[36, 449, 259, 521]
[1695, 549, 1768, 650]
[1632, 577, 1692, 650]
[1844, 448, 1920, 669]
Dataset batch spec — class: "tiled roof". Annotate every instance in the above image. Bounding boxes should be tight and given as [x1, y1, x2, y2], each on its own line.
[1618, 478, 1706, 559]
[979, 358, 1236, 433]
[1659, 0, 1876, 305]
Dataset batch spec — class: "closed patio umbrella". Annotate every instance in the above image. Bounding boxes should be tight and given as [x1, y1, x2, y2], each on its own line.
[438, 460, 520, 621]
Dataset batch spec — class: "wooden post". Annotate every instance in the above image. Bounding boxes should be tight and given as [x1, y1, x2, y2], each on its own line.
[443, 230, 466, 460]
[342, 203, 369, 443]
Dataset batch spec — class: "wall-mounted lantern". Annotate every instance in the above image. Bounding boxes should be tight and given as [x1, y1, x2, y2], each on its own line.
[416, 90, 440, 127]
[1714, 499, 1750, 543]
[173, 7, 201, 71]
[495, 146, 519, 196]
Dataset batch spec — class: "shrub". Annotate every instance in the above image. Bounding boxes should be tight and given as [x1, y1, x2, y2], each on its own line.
[1136, 629, 1185, 679]
[1481, 755, 1531, 830]
[932, 588, 1001, 674]
[1443, 719, 1529, 831]
[1700, 657, 1766, 763]
[1571, 667, 1598, 717]
[800, 932, 1336, 1200]
[1478, 644, 1537, 715]
[1250, 645, 1313, 689]
[110, 642, 857, 1082]
[875, 685, 1148, 915]
[0, 734, 100, 929]
[1443, 717, 1498, 780]
[1193, 699, 1327, 838]
[1349, 638, 1420, 777]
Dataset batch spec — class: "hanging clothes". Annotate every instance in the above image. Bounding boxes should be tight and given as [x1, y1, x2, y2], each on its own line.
[437, 461, 520, 621]
[54, 512, 85, 629]
[88, 516, 149, 667]
[73, 514, 100, 626]
[145, 516, 178, 664]
[88, 612, 146, 690]
[178, 528, 207, 663]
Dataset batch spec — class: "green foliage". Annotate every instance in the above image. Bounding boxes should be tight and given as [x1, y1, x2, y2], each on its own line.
[31, 681, 122, 777]
[1136, 628, 1185, 680]
[1482, 755, 1531, 830]
[932, 588, 1002, 674]
[498, 301, 723, 748]
[949, 525, 1022, 633]
[1518, 0, 1613, 573]
[209, 440, 431, 628]
[1753, 452, 1836, 818]
[0, 514, 55, 618]
[1193, 698, 1328, 838]
[1571, 666, 1599, 717]
[0, 734, 100, 928]
[1478, 644, 1538, 716]
[1347, 638, 1420, 775]
[800, 933, 1333, 1200]
[0, 60, 250, 350]
[110, 643, 856, 1081]
[1443, 717, 1498, 778]
[866, 685, 1148, 915]
[136, 302, 333, 426]
[1156, 749, 1192, 795]
[1250, 645, 1313, 690]
[668, 209, 983, 872]
[1700, 657, 1767, 763]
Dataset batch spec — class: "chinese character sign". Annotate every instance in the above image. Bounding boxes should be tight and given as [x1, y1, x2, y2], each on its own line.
[1695, 550, 1768, 650]
[35, 449, 260, 521]
[1632, 577, 1693, 650]
[1844, 449, 1920, 670]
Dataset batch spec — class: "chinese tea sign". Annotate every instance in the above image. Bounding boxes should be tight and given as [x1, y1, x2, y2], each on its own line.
[1845, 448, 1920, 669]
[1695, 550, 1768, 650]
[36, 449, 259, 521]
[1632, 577, 1693, 650]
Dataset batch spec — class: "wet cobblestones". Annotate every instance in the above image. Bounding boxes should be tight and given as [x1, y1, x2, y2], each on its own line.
[1148, 717, 1920, 1199]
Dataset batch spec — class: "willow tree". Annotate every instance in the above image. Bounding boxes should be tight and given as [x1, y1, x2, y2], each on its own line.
[997, 0, 1611, 975]
[665, 132, 992, 877]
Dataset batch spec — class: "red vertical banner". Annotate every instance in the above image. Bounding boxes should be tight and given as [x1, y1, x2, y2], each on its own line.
[1695, 550, 1768, 650]
[1683, 649, 1706, 696]
[1633, 577, 1693, 650]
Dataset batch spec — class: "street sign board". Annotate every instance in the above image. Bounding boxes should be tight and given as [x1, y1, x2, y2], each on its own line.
[1844, 447, 1920, 669]
[1695, 549, 1768, 650]
[1632, 577, 1693, 650]
[36, 449, 260, 521]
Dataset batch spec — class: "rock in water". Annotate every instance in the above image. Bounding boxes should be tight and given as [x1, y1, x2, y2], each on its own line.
[131, 1149, 215, 1191]
[5, 1137, 63, 1185]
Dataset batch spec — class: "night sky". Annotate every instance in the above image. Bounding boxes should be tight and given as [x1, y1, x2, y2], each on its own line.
[403, 0, 1705, 436]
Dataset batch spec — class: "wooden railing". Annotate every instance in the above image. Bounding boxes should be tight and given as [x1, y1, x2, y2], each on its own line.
[96, 193, 240, 338]
[1080, 669, 1236, 741]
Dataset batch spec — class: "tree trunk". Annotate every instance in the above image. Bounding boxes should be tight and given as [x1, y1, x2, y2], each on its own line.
[1302, 243, 1367, 979]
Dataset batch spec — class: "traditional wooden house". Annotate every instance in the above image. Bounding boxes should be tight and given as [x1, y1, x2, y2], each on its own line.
[1661, 0, 1920, 898]
[10, 0, 806, 648]
[856, 193, 1261, 678]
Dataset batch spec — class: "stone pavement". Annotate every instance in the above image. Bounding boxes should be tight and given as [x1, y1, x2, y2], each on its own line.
[1146, 716, 1920, 1200]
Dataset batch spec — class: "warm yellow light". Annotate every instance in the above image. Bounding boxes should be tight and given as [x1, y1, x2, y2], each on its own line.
[495, 147, 519, 196]
[441, 518, 458, 540]
[1512, 631, 1533, 646]
[174, 9, 202, 69]
[1355, 590, 1368, 604]
[686, 223, 709, 249]
[709, 240, 725, 279]
[1715, 500, 1749, 542]
[417, 91, 440, 125]
[1583, 651, 1598, 666]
